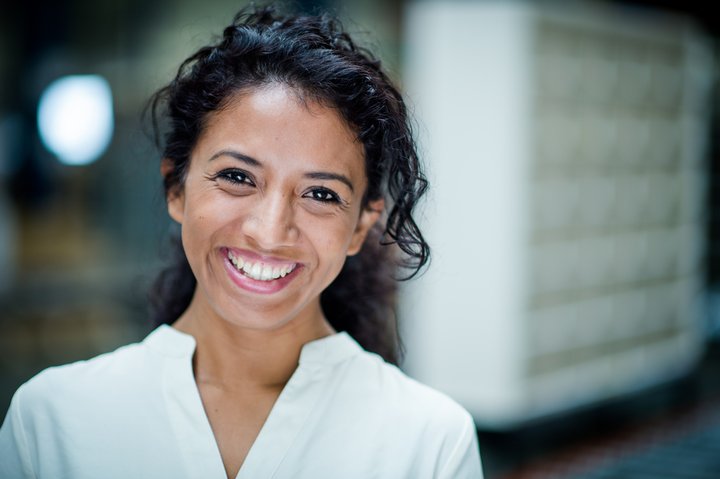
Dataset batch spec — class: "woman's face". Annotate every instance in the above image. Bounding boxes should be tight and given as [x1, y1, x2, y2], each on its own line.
[166, 85, 382, 331]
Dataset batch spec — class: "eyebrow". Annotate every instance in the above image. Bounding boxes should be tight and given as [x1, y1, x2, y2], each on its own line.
[305, 172, 355, 193]
[208, 150, 261, 167]
[209, 149, 355, 193]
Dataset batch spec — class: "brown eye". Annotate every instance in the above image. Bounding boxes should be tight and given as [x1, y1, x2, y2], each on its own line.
[304, 188, 340, 203]
[216, 169, 255, 186]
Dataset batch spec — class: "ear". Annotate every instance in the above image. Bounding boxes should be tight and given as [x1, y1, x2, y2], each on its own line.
[161, 158, 185, 224]
[347, 198, 384, 256]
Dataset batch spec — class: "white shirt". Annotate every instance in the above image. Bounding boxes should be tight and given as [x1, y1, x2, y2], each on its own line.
[0, 325, 483, 478]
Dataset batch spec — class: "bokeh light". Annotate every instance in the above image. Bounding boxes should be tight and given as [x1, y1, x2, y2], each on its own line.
[37, 75, 114, 166]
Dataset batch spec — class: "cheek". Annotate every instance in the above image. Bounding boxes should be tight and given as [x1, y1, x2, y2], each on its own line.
[307, 218, 357, 265]
[180, 194, 226, 254]
[185, 189, 232, 233]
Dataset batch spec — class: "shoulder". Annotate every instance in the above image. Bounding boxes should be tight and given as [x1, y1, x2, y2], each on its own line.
[336, 345, 476, 450]
[346, 346, 471, 424]
[1, 327, 189, 478]
[13, 334, 157, 420]
[328, 346, 483, 477]
[26, 339, 145, 387]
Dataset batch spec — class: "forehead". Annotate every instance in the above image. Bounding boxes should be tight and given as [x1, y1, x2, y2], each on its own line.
[196, 85, 365, 178]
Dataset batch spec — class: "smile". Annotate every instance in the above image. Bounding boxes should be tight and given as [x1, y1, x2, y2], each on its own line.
[227, 250, 297, 282]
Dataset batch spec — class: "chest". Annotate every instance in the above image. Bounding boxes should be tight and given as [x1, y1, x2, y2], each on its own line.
[198, 385, 281, 479]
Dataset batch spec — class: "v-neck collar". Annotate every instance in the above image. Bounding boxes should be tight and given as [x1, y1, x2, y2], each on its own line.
[144, 325, 360, 479]
[144, 325, 360, 365]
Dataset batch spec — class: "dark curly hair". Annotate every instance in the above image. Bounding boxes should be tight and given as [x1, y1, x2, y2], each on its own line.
[149, 5, 428, 364]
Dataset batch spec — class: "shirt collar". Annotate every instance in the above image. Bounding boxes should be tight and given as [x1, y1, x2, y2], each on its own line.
[298, 331, 361, 366]
[143, 324, 362, 367]
[143, 324, 196, 358]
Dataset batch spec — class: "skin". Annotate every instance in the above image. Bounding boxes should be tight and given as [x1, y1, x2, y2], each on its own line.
[164, 84, 383, 478]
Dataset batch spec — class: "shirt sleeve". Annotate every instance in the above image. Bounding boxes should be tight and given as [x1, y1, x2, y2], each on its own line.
[438, 411, 484, 479]
[0, 385, 37, 479]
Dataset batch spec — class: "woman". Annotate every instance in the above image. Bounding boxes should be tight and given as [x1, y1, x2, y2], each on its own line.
[0, 7, 483, 479]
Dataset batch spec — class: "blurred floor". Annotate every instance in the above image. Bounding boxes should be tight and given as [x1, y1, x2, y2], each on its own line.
[478, 340, 720, 479]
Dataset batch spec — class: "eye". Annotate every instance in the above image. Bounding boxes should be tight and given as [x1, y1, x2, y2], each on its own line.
[215, 168, 255, 186]
[304, 187, 341, 203]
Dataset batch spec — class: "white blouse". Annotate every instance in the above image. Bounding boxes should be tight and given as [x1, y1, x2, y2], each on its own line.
[0, 325, 483, 478]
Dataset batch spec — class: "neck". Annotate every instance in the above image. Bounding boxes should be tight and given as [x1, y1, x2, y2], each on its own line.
[173, 296, 335, 392]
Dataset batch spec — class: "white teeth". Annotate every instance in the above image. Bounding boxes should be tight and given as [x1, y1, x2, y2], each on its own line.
[250, 263, 261, 278]
[227, 251, 244, 269]
[227, 250, 296, 281]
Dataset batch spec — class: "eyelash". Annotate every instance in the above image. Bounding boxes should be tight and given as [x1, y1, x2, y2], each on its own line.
[215, 169, 255, 186]
[214, 169, 343, 205]
[304, 188, 341, 204]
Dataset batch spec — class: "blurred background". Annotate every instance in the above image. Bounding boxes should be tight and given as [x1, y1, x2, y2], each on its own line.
[1, 0, 718, 478]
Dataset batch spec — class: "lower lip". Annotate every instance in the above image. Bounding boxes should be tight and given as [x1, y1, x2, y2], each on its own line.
[221, 251, 300, 294]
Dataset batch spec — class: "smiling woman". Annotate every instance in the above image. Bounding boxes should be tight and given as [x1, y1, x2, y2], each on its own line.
[0, 6, 483, 479]
[169, 85, 380, 332]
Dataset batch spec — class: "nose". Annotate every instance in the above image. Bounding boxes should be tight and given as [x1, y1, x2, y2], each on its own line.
[241, 190, 298, 249]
